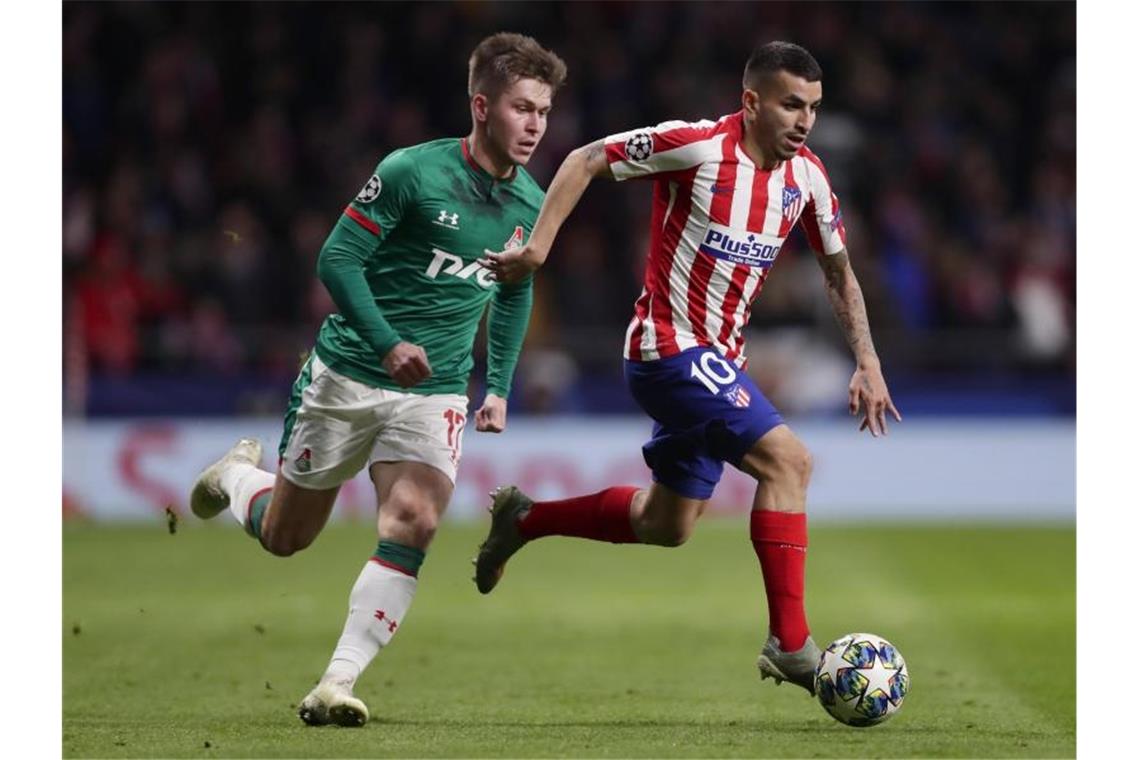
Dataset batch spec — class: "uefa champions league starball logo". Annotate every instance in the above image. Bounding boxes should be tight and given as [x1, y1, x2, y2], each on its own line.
[355, 174, 382, 203]
[625, 132, 653, 161]
[815, 633, 909, 727]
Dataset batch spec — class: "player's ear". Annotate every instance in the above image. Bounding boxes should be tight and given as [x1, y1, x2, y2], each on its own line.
[472, 93, 489, 123]
[741, 88, 760, 117]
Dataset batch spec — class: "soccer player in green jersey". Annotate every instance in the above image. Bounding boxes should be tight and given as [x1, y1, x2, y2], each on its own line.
[189, 32, 567, 727]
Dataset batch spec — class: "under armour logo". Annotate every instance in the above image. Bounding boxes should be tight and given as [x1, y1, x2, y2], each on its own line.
[434, 210, 460, 228]
[374, 609, 399, 633]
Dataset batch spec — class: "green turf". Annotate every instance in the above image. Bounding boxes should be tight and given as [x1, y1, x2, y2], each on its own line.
[63, 519, 1074, 758]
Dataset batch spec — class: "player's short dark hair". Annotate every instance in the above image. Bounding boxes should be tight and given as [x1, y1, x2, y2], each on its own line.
[468, 32, 568, 100]
[743, 41, 822, 91]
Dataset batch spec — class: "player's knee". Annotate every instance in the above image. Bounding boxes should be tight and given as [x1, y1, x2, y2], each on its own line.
[410, 511, 439, 545]
[383, 491, 439, 545]
[770, 439, 813, 490]
[787, 444, 813, 488]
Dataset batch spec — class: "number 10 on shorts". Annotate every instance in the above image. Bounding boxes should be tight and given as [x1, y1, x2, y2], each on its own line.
[689, 351, 737, 394]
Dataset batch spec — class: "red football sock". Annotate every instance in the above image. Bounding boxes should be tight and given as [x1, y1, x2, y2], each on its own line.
[750, 510, 810, 651]
[517, 486, 640, 543]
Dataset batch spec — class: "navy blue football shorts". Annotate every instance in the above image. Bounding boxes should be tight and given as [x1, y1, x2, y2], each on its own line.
[624, 346, 784, 500]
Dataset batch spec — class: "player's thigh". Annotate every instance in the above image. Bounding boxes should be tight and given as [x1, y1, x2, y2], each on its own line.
[262, 471, 340, 547]
[270, 353, 388, 546]
[369, 391, 467, 495]
[626, 347, 783, 499]
[370, 460, 455, 549]
[278, 355, 382, 489]
[738, 424, 813, 485]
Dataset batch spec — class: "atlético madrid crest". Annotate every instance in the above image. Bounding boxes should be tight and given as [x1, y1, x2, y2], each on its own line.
[782, 187, 803, 221]
[504, 226, 525, 250]
[723, 383, 752, 408]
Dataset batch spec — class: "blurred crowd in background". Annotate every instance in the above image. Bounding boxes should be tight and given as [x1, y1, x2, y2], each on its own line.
[63, 1, 1075, 417]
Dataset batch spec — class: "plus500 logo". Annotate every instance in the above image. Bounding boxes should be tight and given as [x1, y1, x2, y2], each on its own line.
[698, 222, 783, 268]
[424, 248, 494, 288]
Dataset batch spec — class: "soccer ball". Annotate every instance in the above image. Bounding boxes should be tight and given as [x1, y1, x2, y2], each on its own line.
[814, 632, 909, 727]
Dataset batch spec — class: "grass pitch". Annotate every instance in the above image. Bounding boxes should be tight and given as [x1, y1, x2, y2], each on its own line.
[63, 519, 1074, 758]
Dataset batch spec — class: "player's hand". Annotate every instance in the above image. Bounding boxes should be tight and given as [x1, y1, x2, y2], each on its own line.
[382, 342, 432, 388]
[474, 394, 507, 433]
[478, 244, 547, 284]
[848, 360, 901, 438]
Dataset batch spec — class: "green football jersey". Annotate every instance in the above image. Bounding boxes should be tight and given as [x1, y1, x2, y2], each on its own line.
[313, 137, 544, 397]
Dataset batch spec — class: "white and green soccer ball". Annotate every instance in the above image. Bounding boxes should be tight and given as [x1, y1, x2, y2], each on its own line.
[814, 632, 909, 727]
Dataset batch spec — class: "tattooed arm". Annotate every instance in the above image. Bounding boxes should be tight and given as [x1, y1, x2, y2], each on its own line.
[817, 249, 902, 436]
[479, 140, 613, 283]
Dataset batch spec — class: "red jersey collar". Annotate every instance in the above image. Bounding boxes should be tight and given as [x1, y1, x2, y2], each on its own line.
[460, 137, 517, 183]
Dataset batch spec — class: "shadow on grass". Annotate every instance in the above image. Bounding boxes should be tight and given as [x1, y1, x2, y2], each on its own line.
[373, 717, 821, 732]
[369, 717, 1060, 740]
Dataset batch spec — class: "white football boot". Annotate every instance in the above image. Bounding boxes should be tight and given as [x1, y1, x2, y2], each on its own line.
[188, 438, 263, 519]
[756, 633, 822, 695]
[298, 678, 370, 727]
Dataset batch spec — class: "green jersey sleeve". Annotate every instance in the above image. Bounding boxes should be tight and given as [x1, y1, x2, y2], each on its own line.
[341, 149, 420, 241]
[316, 151, 422, 360]
[485, 274, 534, 398]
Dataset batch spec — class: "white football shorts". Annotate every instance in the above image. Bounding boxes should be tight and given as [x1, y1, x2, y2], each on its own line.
[278, 354, 469, 490]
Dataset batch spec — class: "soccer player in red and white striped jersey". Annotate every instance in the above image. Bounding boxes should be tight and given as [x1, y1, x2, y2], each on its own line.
[476, 41, 900, 696]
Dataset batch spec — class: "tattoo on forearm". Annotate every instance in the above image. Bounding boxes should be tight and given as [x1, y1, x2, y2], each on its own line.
[581, 140, 609, 177]
[584, 140, 605, 164]
[822, 252, 877, 362]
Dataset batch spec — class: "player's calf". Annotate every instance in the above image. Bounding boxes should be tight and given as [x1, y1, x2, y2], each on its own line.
[633, 521, 691, 547]
[473, 484, 652, 594]
[260, 522, 319, 557]
[744, 427, 815, 662]
[474, 483, 705, 593]
[628, 483, 706, 547]
[302, 460, 443, 708]
[257, 477, 340, 557]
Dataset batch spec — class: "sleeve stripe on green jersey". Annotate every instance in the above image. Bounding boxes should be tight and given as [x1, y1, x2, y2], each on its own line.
[344, 205, 380, 236]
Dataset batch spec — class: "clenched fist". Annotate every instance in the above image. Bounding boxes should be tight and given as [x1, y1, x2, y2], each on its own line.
[382, 342, 432, 388]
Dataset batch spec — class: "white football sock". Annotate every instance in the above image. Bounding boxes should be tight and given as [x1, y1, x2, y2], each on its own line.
[322, 561, 418, 685]
[220, 463, 275, 529]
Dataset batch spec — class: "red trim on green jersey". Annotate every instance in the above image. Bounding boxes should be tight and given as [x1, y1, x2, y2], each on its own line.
[460, 138, 483, 174]
[344, 205, 380, 236]
[460, 138, 517, 182]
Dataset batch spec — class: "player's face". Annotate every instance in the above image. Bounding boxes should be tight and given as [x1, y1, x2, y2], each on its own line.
[485, 77, 553, 166]
[746, 71, 823, 162]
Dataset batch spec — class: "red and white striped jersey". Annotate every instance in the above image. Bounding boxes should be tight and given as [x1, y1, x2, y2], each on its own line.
[605, 111, 847, 367]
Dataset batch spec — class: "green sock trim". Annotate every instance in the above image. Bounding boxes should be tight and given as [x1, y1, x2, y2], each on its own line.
[247, 489, 272, 541]
[373, 541, 425, 576]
